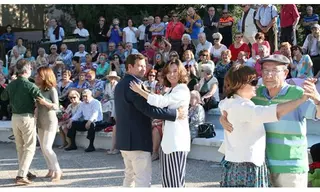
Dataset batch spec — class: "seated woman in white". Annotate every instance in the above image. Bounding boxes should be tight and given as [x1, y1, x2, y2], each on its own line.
[218, 65, 308, 188]
[129, 58, 190, 188]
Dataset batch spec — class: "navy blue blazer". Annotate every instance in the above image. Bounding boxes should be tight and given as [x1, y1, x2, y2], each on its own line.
[114, 74, 177, 152]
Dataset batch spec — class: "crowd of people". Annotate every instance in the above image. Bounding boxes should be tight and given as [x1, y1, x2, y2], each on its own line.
[1, 4, 320, 188]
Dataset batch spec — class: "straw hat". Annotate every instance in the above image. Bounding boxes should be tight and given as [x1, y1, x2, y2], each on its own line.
[106, 71, 121, 81]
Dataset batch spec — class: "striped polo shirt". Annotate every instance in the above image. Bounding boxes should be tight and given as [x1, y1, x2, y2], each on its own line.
[303, 14, 319, 30]
[251, 83, 318, 173]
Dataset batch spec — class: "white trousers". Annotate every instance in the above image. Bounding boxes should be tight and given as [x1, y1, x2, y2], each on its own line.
[271, 173, 308, 187]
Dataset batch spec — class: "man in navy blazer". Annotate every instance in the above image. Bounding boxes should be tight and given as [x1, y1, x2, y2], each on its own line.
[114, 54, 185, 187]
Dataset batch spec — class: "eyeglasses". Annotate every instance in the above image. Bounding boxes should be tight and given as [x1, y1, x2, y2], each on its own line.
[213, 38, 219, 41]
[201, 54, 208, 57]
[222, 12, 228, 14]
[149, 74, 155, 77]
[170, 55, 178, 57]
[82, 95, 88, 98]
[144, 45, 149, 47]
[249, 79, 258, 86]
[240, 5, 246, 8]
[262, 69, 284, 76]
[235, 36, 242, 39]
[143, 19, 148, 21]
[113, 56, 119, 59]
[69, 96, 77, 100]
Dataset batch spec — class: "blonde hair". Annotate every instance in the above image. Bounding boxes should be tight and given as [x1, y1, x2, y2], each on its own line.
[190, 90, 203, 104]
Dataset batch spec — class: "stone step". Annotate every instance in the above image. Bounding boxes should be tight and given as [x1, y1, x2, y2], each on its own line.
[0, 121, 317, 163]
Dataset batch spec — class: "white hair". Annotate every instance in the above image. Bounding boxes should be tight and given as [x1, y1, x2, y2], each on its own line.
[182, 34, 191, 41]
[212, 32, 223, 41]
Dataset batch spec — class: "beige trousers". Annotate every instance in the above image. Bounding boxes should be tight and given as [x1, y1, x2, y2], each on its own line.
[271, 173, 308, 187]
[120, 150, 152, 187]
[11, 114, 37, 178]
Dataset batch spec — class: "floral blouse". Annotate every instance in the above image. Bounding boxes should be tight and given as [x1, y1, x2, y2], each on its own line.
[87, 79, 105, 101]
[214, 61, 232, 79]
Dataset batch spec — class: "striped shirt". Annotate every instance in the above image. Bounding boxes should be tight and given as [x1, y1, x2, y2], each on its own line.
[303, 14, 319, 30]
[251, 83, 318, 173]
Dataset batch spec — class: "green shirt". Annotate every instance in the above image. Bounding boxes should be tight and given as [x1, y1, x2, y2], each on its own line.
[251, 83, 317, 174]
[1, 76, 42, 114]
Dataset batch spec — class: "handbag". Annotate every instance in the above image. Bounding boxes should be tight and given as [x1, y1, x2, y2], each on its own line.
[197, 123, 216, 138]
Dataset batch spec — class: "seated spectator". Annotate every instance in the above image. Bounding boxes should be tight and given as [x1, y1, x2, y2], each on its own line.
[234, 51, 248, 66]
[143, 69, 158, 93]
[71, 71, 89, 93]
[122, 19, 139, 49]
[229, 32, 250, 61]
[110, 54, 126, 78]
[254, 45, 270, 78]
[0, 72, 11, 120]
[189, 90, 205, 141]
[198, 49, 215, 72]
[51, 57, 65, 82]
[106, 42, 117, 60]
[251, 32, 270, 59]
[151, 37, 171, 62]
[71, 56, 81, 81]
[90, 43, 100, 62]
[168, 51, 179, 61]
[195, 32, 212, 60]
[10, 37, 26, 57]
[210, 32, 227, 63]
[179, 34, 196, 59]
[195, 64, 219, 111]
[74, 44, 88, 63]
[65, 89, 103, 152]
[96, 53, 110, 79]
[86, 70, 104, 101]
[141, 42, 155, 64]
[186, 64, 199, 91]
[302, 24, 320, 76]
[35, 47, 49, 68]
[102, 71, 120, 155]
[153, 52, 166, 71]
[24, 49, 36, 64]
[81, 54, 98, 72]
[9, 47, 23, 75]
[291, 45, 314, 79]
[0, 60, 9, 77]
[309, 143, 320, 187]
[58, 70, 74, 108]
[60, 44, 73, 70]
[115, 42, 126, 63]
[124, 42, 139, 60]
[58, 90, 81, 148]
[48, 44, 59, 65]
[182, 50, 198, 73]
[154, 69, 169, 95]
[73, 21, 89, 38]
[214, 49, 233, 94]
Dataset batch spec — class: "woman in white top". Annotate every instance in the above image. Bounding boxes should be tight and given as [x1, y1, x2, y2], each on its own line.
[210, 32, 227, 63]
[218, 65, 308, 187]
[122, 19, 138, 49]
[130, 58, 190, 188]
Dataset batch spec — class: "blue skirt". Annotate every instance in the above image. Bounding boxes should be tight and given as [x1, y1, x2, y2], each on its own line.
[220, 157, 271, 187]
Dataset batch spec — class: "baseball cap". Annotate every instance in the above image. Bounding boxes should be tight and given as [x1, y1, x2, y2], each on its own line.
[311, 24, 320, 30]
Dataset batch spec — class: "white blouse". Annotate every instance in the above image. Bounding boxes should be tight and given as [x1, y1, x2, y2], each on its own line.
[147, 83, 190, 154]
[218, 94, 278, 166]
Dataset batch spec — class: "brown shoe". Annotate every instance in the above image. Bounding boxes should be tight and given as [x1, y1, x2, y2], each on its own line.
[44, 170, 54, 178]
[27, 172, 37, 180]
[15, 177, 32, 185]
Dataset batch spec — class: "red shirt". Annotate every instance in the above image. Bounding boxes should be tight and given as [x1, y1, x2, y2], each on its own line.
[229, 43, 251, 61]
[165, 21, 185, 40]
[280, 4, 300, 28]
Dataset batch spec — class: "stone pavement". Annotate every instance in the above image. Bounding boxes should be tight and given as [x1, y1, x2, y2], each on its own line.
[0, 142, 222, 188]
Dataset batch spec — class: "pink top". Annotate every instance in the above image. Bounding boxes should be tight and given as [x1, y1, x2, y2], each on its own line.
[254, 59, 262, 77]
[252, 41, 270, 56]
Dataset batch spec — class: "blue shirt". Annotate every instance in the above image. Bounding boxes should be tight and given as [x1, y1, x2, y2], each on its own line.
[0, 32, 15, 49]
[303, 14, 319, 30]
[48, 26, 65, 43]
[59, 49, 73, 69]
[185, 17, 202, 39]
[109, 28, 123, 46]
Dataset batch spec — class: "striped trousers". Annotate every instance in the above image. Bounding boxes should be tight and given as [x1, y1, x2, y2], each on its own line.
[160, 149, 188, 188]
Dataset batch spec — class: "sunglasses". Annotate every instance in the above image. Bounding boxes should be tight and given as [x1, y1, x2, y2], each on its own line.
[149, 74, 155, 77]
[114, 57, 119, 59]
[222, 12, 228, 14]
[143, 19, 148, 21]
[170, 55, 178, 57]
[69, 96, 77, 100]
[213, 38, 219, 41]
[201, 54, 208, 57]
[240, 5, 246, 8]
[249, 79, 258, 86]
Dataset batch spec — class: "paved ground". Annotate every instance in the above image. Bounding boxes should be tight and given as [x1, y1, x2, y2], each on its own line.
[0, 142, 222, 188]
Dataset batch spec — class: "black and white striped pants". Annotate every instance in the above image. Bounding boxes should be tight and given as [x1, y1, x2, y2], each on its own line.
[160, 149, 188, 188]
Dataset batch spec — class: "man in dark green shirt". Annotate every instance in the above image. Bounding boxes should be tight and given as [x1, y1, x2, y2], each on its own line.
[1, 59, 43, 185]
